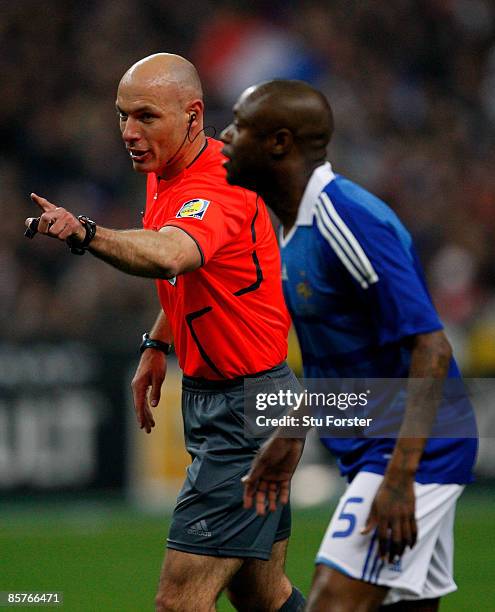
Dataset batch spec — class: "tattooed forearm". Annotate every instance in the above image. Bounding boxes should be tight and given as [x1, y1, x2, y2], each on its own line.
[408, 331, 452, 379]
[386, 330, 452, 478]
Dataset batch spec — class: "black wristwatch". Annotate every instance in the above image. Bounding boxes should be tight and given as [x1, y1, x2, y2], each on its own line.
[67, 215, 97, 255]
[140, 332, 173, 355]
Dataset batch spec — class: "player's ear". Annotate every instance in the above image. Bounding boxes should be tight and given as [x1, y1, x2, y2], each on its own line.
[270, 128, 293, 158]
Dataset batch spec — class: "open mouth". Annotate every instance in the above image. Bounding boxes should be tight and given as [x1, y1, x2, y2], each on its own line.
[128, 149, 150, 162]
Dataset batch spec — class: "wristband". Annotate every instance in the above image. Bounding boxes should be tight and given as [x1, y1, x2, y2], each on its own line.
[67, 215, 97, 255]
[140, 332, 173, 355]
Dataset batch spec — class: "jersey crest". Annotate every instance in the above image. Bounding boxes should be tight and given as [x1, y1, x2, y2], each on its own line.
[176, 198, 210, 220]
[296, 280, 313, 300]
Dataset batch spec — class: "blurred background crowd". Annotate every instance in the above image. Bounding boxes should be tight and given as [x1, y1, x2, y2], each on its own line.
[2, 5, 494, 606]
[2, 0, 495, 372]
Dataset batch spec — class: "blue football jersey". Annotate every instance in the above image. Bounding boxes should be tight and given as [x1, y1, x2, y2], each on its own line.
[281, 163, 477, 484]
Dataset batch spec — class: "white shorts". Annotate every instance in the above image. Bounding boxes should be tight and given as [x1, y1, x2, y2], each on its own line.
[316, 471, 464, 605]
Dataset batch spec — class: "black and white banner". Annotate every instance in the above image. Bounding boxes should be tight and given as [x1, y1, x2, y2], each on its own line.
[0, 343, 131, 494]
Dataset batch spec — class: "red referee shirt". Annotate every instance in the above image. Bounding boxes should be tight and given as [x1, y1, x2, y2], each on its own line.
[143, 139, 290, 379]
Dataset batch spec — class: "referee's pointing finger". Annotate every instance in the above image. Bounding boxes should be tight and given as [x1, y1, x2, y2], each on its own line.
[30, 192, 57, 212]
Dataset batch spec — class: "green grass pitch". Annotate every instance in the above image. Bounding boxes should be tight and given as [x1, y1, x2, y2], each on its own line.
[1, 490, 493, 611]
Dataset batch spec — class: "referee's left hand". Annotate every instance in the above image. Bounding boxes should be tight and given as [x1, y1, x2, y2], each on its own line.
[242, 435, 304, 516]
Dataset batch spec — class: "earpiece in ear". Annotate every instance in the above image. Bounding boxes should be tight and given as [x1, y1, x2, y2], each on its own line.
[189, 113, 197, 123]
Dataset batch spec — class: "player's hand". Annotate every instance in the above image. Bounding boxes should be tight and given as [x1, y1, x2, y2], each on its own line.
[361, 476, 417, 563]
[131, 349, 167, 433]
[25, 193, 85, 242]
[242, 435, 304, 516]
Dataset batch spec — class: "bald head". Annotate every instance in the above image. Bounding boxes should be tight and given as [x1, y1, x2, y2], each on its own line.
[116, 54, 206, 177]
[240, 80, 333, 155]
[120, 53, 203, 106]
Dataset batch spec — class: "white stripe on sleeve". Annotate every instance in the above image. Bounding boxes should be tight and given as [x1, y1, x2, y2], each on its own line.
[317, 192, 379, 287]
[315, 203, 370, 288]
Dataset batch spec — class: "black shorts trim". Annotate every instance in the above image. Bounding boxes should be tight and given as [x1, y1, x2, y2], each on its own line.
[274, 528, 291, 543]
[166, 540, 274, 561]
[167, 526, 291, 561]
[182, 361, 287, 391]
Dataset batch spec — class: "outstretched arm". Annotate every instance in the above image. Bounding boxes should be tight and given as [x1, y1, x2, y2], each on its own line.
[361, 330, 452, 562]
[25, 193, 202, 278]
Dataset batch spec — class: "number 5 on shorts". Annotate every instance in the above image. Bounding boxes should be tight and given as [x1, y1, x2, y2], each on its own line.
[331, 496, 364, 538]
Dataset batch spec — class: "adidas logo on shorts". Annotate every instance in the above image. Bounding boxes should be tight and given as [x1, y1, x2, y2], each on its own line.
[187, 520, 212, 537]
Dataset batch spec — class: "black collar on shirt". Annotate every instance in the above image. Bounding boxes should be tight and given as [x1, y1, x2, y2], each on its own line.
[186, 138, 209, 168]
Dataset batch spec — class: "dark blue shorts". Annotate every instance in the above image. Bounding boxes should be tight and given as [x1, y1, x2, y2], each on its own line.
[167, 363, 297, 560]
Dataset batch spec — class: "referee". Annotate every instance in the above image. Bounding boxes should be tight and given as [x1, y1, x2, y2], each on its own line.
[25, 55, 305, 612]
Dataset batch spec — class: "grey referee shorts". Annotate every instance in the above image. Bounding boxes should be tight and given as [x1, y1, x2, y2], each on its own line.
[167, 362, 297, 560]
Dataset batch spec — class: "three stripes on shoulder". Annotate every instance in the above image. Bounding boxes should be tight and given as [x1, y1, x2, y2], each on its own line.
[315, 192, 379, 290]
